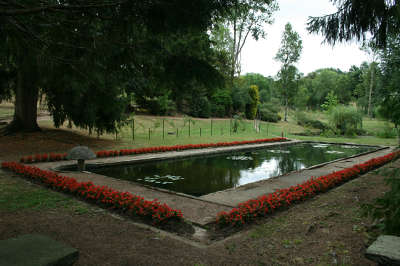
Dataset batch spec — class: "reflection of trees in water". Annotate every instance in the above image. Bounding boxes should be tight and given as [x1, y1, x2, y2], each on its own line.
[94, 143, 376, 196]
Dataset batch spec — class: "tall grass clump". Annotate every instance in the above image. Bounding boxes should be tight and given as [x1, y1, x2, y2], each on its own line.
[329, 105, 363, 136]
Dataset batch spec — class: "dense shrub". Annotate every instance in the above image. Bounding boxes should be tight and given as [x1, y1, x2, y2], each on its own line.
[245, 85, 259, 119]
[329, 105, 363, 136]
[259, 102, 281, 123]
[232, 114, 245, 133]
[146, 95, 176, 115]
[211, 103, 226, 117]
[295, 112, 327, 130]
[211, 89, 232, 117]
[320, 91, 338, 111]
[190, 96, 211, 118]
[363, 167, 400, 236]
[376, 123, 397, 138]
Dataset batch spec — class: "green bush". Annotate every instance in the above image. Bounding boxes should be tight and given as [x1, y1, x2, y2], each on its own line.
[329, 105, 363, 136]
[211, 89, 232, 117]
[232, 114, 245, 133]
[320, 129, 336, 138]
[210, 103, 225, 117]
[245, 85, 259, 119]
[259, 102, 281, 123]
[146, 94, 176, 115]
[362, 168, 400, 236]
[295, 112, 327, 130]
[190, 96, 211, 118]
[321, 91, 338, 112]
[376, 123, 397, 138]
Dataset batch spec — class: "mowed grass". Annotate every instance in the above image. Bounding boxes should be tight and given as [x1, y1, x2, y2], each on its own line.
[0, 102, 14, 119]
[1, 103, 398, 214]
[36, 111, 398, 148]
[2, 101, 396, 148]
[0, 170, 93, 214]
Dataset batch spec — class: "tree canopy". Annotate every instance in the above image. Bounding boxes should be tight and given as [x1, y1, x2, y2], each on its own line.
[0, 0, 236, 134]
[307, 0, 400, 48]
[275, 23, 302, 121]
[212, 0, 278, 81]
[378, 35, 400, 143]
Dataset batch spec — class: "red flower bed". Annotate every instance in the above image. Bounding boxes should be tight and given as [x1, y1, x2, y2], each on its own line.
[216, 150, 400, 227]
[20, 153, 67, 163]
[19, 138, 287, 163]
[1, 162, 183, 225]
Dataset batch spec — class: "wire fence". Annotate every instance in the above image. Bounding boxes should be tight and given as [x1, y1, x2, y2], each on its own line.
[112, 117, 284, 142]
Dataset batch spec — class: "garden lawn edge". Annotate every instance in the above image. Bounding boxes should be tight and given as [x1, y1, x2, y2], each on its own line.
[1, 162, 183, 226]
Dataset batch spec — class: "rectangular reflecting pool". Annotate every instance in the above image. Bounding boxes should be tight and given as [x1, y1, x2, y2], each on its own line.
[89, 143, 379, 197]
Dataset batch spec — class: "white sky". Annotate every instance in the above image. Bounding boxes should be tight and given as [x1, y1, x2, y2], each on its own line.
[240, 0, 369, 78]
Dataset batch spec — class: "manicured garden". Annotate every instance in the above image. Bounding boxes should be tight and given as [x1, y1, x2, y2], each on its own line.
[2, 135, 399, 234]
[19, 137, 287, 163]
[216, 150, 400, 227]
[1, 118, 399, 265]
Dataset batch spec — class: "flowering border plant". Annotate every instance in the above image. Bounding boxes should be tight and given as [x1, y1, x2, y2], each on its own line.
[216, 150, 400, 227]
[1, 162, 182, 225]
[19, 138, 287, 163]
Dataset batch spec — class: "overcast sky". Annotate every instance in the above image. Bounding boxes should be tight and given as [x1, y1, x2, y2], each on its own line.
[240, 0, 369, 78]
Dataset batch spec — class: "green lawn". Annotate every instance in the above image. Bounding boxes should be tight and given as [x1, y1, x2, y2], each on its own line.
[37, 111, 398, 148]
[0, 102, 14, 119]
[0, 171, 93, 214]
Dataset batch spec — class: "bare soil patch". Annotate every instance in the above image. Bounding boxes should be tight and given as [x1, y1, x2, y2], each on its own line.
[0, 127, 119, 162]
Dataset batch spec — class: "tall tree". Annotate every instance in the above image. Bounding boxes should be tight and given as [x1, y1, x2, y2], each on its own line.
[224, 0, 278, 81]
[307, 0, 400, 48]
[0, 0, 233, 134]
[275, 23, 303, 121]
[360, 41, 380, 117]
[209, 22, 234, 80]
[378, 35, 400, 145]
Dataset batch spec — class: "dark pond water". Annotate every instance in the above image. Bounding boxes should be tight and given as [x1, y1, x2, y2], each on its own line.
[90, 143, 378, 197]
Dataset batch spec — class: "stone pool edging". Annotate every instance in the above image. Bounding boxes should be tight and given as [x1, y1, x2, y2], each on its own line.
[0, 161, 184, 225]
[54, 139, 300, 171]
[50, 140, 386, 212]
[3, 139, 297, 228]
[215, 149, 400, 227]
[18, 137, 288, 164]
[2, 140, 395, 228]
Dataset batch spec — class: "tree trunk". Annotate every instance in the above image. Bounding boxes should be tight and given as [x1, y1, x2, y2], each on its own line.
[397, 125, 400, 147]
[284, 94, 288, 122]
[367, 63, 375, 117]
[230, 17, 237, 83]
[3, 55, 40, 134]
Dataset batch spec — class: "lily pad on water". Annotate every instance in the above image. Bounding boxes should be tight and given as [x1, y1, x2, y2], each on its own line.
[226, 156, 253, 161]
[269, 150, 291, 154]
[326, 150, 344, 154]
[341, 145, 358, 149]
[141, 174, 183, 183]
[312, 144, 330, 148]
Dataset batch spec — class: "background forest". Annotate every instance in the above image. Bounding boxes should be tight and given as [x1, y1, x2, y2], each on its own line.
[0, 0, 399, 141]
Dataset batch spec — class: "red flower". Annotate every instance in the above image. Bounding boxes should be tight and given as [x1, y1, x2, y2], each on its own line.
[216, 150, 400, 227]
[1, 161, 183, 225]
